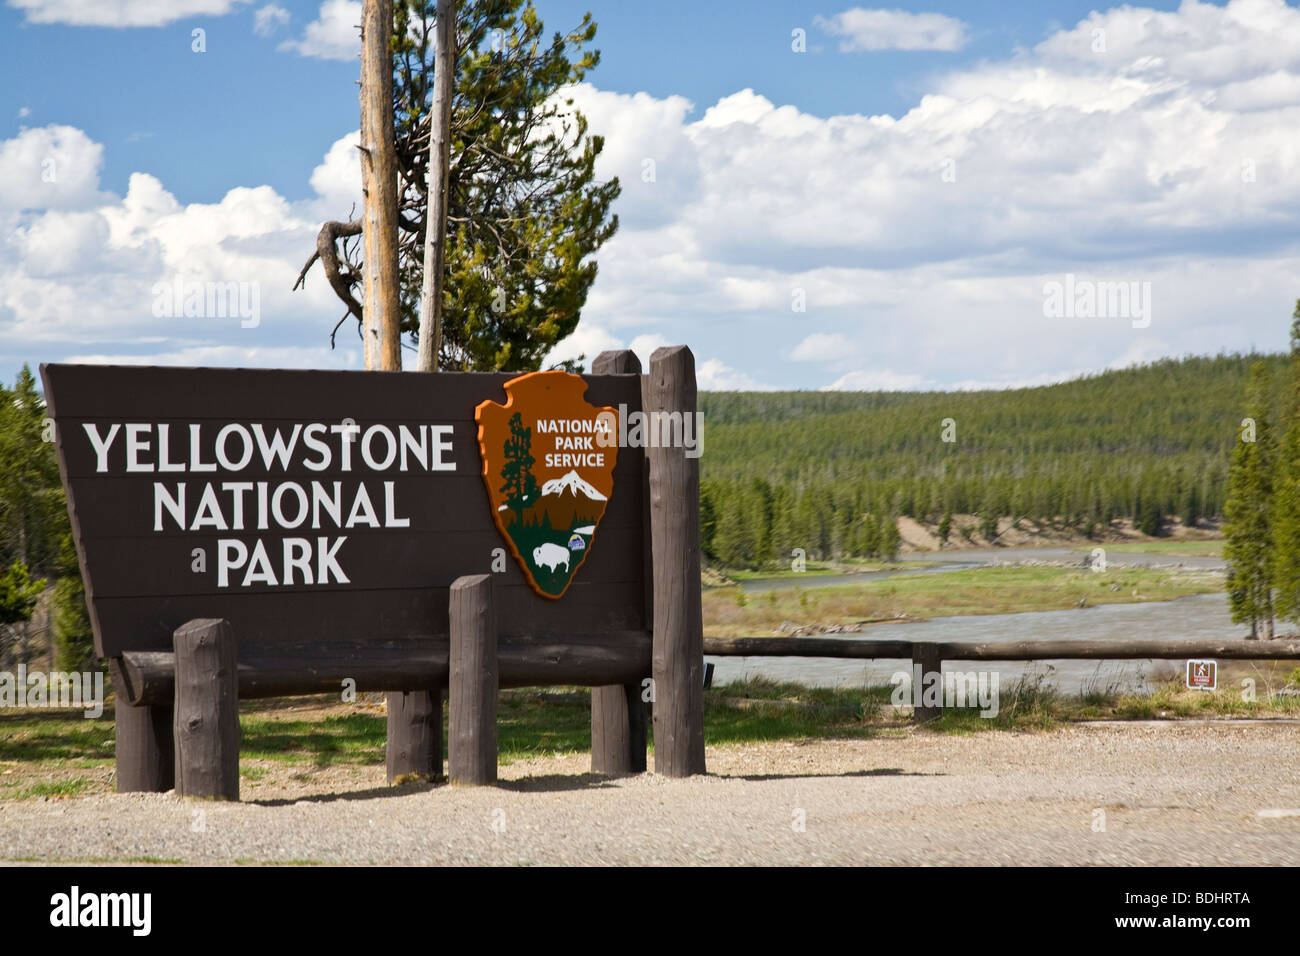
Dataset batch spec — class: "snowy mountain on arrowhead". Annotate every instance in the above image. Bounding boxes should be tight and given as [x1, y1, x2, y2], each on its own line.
[540, 470, 607, 502]
[523, 469, 607, 531]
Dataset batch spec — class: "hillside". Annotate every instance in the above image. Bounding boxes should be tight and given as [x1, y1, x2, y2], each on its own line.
[697, 352, 1285, 567]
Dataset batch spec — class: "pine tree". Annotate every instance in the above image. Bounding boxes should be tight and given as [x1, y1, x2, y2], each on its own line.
[51, 532, 93, 671]
[748, 477, 775, 567]
[978, 496, 999, 542]
[302, 0, 621, 370]
[698, 482, 718, 561]
[879, 515, 901, 562]
[713, 491, 752, 569]
[1271, 303, 1300, 627]
[1224, 361, 1276, 639]
[1180, 480, 1199, 529]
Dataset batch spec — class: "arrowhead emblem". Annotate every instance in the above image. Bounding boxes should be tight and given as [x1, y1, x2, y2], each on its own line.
[476, 371, 618, 598]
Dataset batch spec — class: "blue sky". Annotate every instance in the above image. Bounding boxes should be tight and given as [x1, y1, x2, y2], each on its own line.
[3, 0, 1299, 390]
[2, 2, 1153, 202]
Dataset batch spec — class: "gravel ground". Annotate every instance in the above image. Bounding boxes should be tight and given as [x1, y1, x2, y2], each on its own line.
[2, 720, 1298, 865]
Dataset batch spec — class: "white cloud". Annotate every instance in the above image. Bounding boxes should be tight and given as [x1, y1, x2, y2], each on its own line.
[0, 125, 362, 373]
[542, 330, 672, 374]
[543, 322, 622, 370]
[64, 344, 353, 368]
[17, 107, 30, 119]
[279, 0, 359, 61]
[0, 125, 111, 211]
[307, 130, 361, 210]
[825, 369, 932, 391]
[815, 7, 969, 52]
[253, 3, 288, 37]
[1215, 69, 1300, 110]
[555, 0, 1300, 389]
[628, 334, 672, 367]
[9, 0, 250, 27]
[696, 359, 776, 391]
[790, 332, 856, 362]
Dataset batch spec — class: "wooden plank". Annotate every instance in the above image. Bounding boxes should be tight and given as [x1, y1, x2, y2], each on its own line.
[911, 643, 942, 723]
[590, 683, 648, 776]
[590, 349, 649, 776]
[41, 364, 642, 421]
[386, 686, 443, 783]
[94, 580, 647, 656]
[449, 575, 497, 786]
[109, 660, 174, 793]
[173, 618, 240, 800]
[646, 346, 707, 777]
[120, 631, 652, 705]
[938, 639, 1300, 660]
[703, 637, 918, 658]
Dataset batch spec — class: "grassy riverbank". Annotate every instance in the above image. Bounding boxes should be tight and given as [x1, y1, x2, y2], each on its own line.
[1080, 540, 1224, 557]
[702, 564, 1223, 637]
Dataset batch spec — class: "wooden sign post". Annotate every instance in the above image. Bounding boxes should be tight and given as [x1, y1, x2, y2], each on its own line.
[42, 349, 706, 798]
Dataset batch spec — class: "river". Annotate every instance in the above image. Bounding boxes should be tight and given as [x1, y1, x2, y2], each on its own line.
[709, 547, 1245, 694]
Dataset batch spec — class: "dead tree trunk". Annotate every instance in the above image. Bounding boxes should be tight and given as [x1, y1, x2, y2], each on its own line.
[360, 0, 402, 372]
[415, 0, 457, 372]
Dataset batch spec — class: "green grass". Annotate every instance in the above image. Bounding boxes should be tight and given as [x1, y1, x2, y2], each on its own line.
[927, 672, 1063, 734]
[723, 560, 935, 582]
[239, 711, 384, 767]
[704, 677, 893, 743]
[10, 777, 95, 799]
[1111, 682, 1300, 718]
[1074, 539, 1224, 557]
[0, 707, 115, 762]
[498, 691, 594, 759]
[927, 672, 1300, 730]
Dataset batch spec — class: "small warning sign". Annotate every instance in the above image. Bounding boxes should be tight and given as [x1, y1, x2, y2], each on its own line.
[1186, 659, 1217, 691]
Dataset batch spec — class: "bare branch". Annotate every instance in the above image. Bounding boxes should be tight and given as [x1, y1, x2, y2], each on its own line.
[293, 220, 365, 341]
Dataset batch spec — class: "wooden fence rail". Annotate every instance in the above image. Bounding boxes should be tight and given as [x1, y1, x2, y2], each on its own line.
[702, 637, 1300, 661]
[703, 636, 1300, 723]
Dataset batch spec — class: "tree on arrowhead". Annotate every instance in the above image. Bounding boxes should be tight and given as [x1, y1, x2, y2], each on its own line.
[500, 412, 538, 523]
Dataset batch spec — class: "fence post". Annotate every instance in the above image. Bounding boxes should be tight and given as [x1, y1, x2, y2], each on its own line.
[912, 642, 943, 724]
[646, 346, 707, 777]
[387, 687, 443, 783]
[449, 574, 497, 785]
[590, 348, 650, 775]
[110, 660, 174, 793]
[173, 618, 240, 800]
[591, 684, 648, 775]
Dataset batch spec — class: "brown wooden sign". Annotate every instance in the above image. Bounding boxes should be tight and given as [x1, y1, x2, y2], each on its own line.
[476, 371, 618, 599]
[40, 364, 649, 659]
